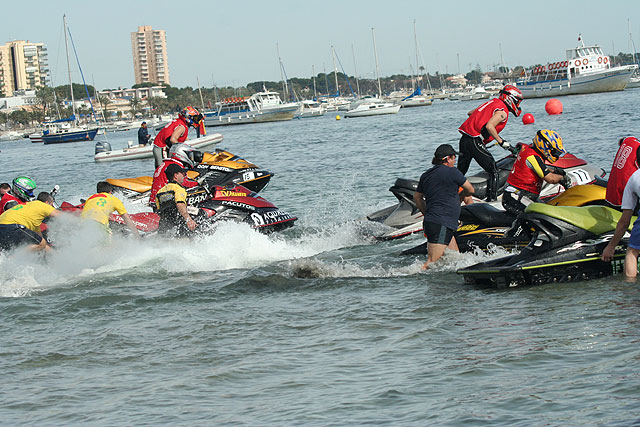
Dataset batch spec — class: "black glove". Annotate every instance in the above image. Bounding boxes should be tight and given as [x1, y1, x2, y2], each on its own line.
[559, 175, 572, 190]
[500, 140, 519, 155]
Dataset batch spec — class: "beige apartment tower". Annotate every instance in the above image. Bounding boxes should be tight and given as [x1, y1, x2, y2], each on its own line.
[131, 26, 170, 86]
[0, 40, 50, 97]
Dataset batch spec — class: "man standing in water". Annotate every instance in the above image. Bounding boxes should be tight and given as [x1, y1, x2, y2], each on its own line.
[414, 144, 474, 269]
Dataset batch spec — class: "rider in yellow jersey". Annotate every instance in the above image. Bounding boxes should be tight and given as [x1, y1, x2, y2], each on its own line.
[81, 182, 140, 237]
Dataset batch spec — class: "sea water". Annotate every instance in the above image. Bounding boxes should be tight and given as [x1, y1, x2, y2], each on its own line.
[1, 91, 639, 425]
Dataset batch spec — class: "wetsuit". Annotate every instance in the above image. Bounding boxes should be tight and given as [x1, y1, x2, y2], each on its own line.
[458, 98, 510, 201]
[502, 144, 552, 216]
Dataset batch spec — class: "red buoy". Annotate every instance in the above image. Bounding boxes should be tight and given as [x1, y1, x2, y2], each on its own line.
[545, 98, 563, 115]
[522, 113, 535, 125]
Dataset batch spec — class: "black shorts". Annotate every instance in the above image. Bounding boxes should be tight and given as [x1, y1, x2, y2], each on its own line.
[423, 220, 455, 245]
[0, 224, 43, 250]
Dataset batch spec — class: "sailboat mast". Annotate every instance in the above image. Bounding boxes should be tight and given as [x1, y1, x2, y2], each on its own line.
[414, 20, 419, 90]
[63, 15, 76, 121]
[372, 27, 382, 98]
[276, 43, 289, 100]
[351, 44, 361, 97]
[312, 65, 317, 99]
[331, 46, 339, 96]
[629, 19, 638, 65]
[196, 76, 205, 111]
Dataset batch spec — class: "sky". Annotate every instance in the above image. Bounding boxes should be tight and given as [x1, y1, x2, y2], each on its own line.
[4, 0, 640, 91]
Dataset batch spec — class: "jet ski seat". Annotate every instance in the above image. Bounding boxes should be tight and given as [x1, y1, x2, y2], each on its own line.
[525, 204, 635, 235]
[459, 203, 515, 227]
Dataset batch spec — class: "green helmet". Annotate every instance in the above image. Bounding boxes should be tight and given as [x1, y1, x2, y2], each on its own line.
[12, 176, 37, 201]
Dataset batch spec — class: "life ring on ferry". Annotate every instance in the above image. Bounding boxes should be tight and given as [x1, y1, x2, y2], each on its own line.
[562, 61, 568, 67]
[574, 60, 580, 67]
[604, 57, 609, 64]
[548, 63, 554, 70]
[555, 62, 561, 69]
[597, 57, 603, 64]
[583, 58, 589, 65]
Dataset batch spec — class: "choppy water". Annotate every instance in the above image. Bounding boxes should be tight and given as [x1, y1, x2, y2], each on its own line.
[1, 91, 640, 425]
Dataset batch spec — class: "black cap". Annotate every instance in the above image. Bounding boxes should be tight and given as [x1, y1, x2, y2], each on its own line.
[434, 144, 458, 159]
[141, 121, 146, 125]
[165, 163, 187, 180]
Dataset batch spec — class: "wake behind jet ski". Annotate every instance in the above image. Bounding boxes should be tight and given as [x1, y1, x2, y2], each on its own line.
[107, 148, 273, 207]
[456, 203, 632, 288]
[368, 151, 605, 241]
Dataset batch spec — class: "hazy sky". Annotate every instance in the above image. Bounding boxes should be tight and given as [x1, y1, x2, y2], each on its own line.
[4, 0, 640, 90]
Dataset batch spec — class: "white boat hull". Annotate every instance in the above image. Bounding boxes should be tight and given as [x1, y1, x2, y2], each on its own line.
[344, 103, 401, 118]
[94, 133, 223, 162]
[400, 96, 433, 107]
[517, 65, 636, 98]
[204, 110, 295, 127]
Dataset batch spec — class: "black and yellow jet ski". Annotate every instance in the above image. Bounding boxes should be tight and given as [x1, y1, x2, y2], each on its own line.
[106, 148, 273, 206]
[456, 203, 633, 289]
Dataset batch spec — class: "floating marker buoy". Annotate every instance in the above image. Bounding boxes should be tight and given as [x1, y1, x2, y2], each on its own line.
[522, 113, 535, 125]
[336, 115, 341, 120]
[545, 98, 563, 115]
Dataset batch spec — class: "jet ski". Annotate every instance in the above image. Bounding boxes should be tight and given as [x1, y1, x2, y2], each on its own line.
[59, 181, 297, 236]
[107, 148, 273, 207]
[368, 151, 605, 241]
[400, 179, 609, 256]
[456, 203, 633, 289]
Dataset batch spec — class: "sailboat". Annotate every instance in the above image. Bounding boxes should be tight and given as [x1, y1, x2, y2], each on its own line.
[626, 19, 640, 89]
[344, 28, 400, 118]
[398, 21, 433, 107]
[43, 15, 99, 144]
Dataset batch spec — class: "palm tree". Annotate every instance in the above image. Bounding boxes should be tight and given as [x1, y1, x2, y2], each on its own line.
[129, 97, 141, 119]
[97, 96, 111, 121]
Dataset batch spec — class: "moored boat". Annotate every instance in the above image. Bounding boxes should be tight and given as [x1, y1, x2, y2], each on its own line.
[203, 90, 298, 127]
[94, 133, 223, 162]
[516, 36, 637, 98]
[343, 99, 401, 117]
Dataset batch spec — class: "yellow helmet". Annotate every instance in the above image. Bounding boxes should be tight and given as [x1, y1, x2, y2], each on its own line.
[532, 129, 565, 163]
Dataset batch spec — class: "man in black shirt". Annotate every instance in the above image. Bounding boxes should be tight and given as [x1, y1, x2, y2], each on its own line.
[413, 144, 474, 269]
[138, 122, 151, 146]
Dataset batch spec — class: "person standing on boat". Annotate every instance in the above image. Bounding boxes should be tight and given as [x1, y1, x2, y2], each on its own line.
[413, 144, 474, 270]
[155, 164, 198, 236]
[149, 143, 203, 207]
[602, 168, 640, 278]
[605, 136, 640, 210]
[502, 129, 570, 216]
[138, 122, 151, 147]
[152, 106, 204, 168]
[457, 84, 523, 201]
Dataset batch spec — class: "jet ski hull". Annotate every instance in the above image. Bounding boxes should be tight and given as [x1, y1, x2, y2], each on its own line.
[457, 204, 633, 288]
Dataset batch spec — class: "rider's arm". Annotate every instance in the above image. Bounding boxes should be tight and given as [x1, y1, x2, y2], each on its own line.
[602, 209, 633, 261]
[121, 213, 141, 238]
[413, 191, 426, 215]
[176, 201, 197, 231]
[484, 110, 508, 144]
[169, 125, 186, 145]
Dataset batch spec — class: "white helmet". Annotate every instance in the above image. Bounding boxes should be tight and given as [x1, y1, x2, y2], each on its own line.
[169, 143, 203, 169]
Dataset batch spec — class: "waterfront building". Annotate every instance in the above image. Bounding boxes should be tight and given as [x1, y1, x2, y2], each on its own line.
[130, 26, 170, 86]
[0, 40, 50, 97]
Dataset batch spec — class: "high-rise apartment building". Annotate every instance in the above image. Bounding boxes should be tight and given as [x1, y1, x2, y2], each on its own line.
[0, 40, 50, 97]
[131, 26, 170, 86]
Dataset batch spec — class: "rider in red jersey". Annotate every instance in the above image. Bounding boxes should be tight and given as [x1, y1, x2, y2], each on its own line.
[605, 136, 640, 209]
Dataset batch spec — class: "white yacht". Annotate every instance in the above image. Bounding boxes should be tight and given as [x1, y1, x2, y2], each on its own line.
[203, 90, 298, 126]
[516, 36, 637, 98]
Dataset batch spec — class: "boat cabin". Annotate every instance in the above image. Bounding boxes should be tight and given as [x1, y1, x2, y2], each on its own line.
[565, 44, 610, 77]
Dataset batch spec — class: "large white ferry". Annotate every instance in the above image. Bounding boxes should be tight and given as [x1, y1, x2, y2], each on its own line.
[516, 36, 637, 98]
[203, 90, 298, 127]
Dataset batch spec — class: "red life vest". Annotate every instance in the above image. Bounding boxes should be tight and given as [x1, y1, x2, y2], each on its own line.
[605, 137, 640, 206]
[458, 98, 509, 143]
[153, 117, 189, 149]
[149, 159, 198, 205]
[0, 193, 24, 213]
[506, 144, 546, 195]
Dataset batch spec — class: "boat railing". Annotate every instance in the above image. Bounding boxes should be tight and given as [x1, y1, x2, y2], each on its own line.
[523, 66, 568, 82]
